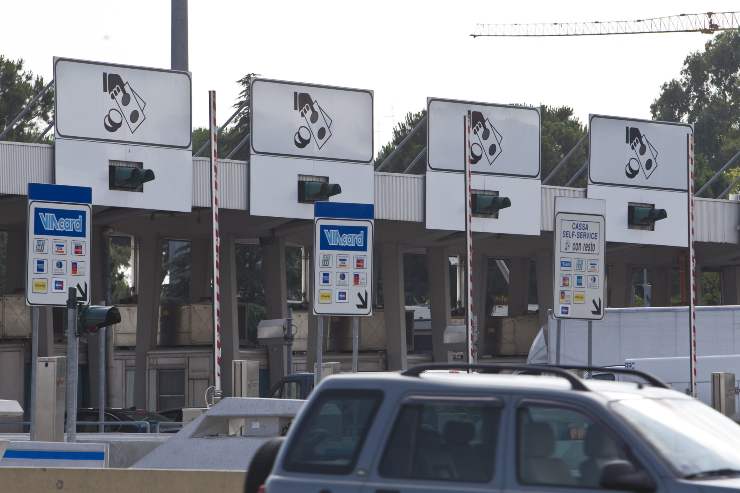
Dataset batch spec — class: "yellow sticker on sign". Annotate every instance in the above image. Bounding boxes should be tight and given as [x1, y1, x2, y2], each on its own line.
[319, 290, 332, 304]
[574, 291, 586, 304]
[32, 278, 48, 294]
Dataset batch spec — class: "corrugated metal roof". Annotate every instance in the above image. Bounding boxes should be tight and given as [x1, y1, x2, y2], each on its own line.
[0, 142, 737, 244]
[374, 172, 424, 222]
[695, 197, 740, 244]
[0, 141, 53, 195]
[192, 157, 248, 210]
[541, 185, 586, 231]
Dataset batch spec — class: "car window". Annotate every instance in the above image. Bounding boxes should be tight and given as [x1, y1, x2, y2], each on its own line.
[379, 399, 501, 483]
[283, 389, 382, 475]
[517, 403, 636, 488]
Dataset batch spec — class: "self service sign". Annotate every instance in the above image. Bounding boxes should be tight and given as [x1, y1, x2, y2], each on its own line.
[553, 198, 606, 321]
[26, 183, 92, 306]
[313, 202, 373, 317]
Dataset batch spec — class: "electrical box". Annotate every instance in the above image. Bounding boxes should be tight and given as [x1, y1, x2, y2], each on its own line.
[32, 356, 66, 442]
[232, 360, 260, 398]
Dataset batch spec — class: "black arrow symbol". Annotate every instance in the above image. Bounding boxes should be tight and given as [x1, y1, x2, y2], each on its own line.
[76, 282, 88, 302]
[356, 290, 368, 310]
[591, 298, 602, 316]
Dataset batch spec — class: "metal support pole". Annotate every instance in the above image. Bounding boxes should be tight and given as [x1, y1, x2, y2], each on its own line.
[65, 288, 78, 442]
[696, 150, 740, 197]
[587, 320, 593, 370]
[30, 307, 39, 436]
[351, 317, 359, 373]
[315, 317, 324, 383]
[543, 134, 587, 185]
[402, 147, 427, 174]
[556, 319, 562, 365]
[171, 0, 189, 71]
[375, 115, 427, 172]
[0, 81, 53, 141]
[688, 135, 698, 397]
[98, 327, 106, 433]
[225, 132, 251, 159]
[463, 116, 475, 365]
[564, 162, 587, 187]
[209, 91, 222, 397]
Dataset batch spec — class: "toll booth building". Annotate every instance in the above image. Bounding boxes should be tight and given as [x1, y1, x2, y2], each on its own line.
[1, 139, 740, 414]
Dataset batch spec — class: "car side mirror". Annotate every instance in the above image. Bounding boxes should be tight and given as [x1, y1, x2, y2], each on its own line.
[600, 460, 656, 492]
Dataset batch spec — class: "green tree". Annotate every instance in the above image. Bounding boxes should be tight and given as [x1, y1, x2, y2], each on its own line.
[0, 56, 53, 142]
[192, 73, 257, 160]
[651, 30, 740, 197]
[375, 110, 426, 172]
[540, 105, 587, 186]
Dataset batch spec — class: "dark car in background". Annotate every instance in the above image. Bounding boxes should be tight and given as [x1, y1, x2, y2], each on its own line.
[76, 408, 174, 433]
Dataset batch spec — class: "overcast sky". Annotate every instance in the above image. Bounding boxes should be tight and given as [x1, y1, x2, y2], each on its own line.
[1, 0, 736, 152]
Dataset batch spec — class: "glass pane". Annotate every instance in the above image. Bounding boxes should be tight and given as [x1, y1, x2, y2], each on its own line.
[157, 369, 185, 411]
[159, 240, 192, 344]
[235, 243, 265, 347]
[701, 271, 722, 305]
[517, 404, 631, 488]
[286, 246, 304, 302]
[404, 253, 429, 306]
[109, 235, 134, 304]
[125, 369, 135, 408]
[487, 259, 510, 317]
[284, 381, 300, 399]
[380, 400, 501, 482]
[284, 390, 382, 474]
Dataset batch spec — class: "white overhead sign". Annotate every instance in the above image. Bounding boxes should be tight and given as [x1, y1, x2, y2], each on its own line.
[53, 57, 193, 212]
[589, 114, 692, 191]
[427, 98, 540, 177]
[313, 202, 373, 317]
[26, 184, 92, 307]
[553, 198, 606, 321]
[251, 79, 374, 163]
[54, 58, 191, 148]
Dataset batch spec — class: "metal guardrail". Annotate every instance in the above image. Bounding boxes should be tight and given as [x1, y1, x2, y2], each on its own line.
[0, 420, 184, 433]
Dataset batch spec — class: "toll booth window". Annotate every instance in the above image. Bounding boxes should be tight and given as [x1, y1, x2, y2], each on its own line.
[284, 390, 382, 474]
[487, 258, 510, 317]
[630, 268, 652, 307]
[159, 239, 192, 344]
[380, 400, 501, 482]
[235, 242, 265, 347]
[286, 245, 305, 303]
[157, 368, 185, 411]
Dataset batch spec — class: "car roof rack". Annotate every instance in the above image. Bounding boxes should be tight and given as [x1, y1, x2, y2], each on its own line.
[401, 363, 590, 392]
[550, 364, 669, 389]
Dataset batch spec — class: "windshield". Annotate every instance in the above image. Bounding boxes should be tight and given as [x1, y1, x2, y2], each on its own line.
[612, 398, 740, 478]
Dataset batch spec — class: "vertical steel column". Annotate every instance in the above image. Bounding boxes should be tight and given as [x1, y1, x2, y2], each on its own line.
[587, 320, 593, 370]
[171, 0, 188, 71]
[65, 288, 78, 442]
[555, 319, 562, 365]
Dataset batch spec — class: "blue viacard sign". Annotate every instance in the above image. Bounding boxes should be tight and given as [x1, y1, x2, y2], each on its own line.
[319, 224, 368, 252]
[33, 208, 86, 238]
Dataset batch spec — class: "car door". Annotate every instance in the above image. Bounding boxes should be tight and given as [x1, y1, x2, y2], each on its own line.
[503, 398, 657, 493]
[361, 395, 506, 493]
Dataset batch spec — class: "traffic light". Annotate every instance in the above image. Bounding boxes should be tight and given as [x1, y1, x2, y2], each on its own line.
[109, 165, 155, 191]
[628, 204, 667, 227]
[298, 180, 341, 203]
[78, 306, 121, 334]
[471, 192, 511, 217]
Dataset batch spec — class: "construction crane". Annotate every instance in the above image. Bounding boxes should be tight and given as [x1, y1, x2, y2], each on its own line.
[471, 11, 739, 38]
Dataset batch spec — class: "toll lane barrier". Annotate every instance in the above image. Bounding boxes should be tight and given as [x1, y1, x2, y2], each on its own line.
[0, 468, 246, 493]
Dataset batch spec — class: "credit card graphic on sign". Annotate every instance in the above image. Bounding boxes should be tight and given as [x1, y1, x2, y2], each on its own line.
[293, 92, 333, 150]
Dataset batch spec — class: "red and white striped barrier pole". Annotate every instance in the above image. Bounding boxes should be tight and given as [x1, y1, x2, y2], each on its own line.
[463, 115, 476, 365]
[687, 133, 697, 397]
[209, 90, 222, 394]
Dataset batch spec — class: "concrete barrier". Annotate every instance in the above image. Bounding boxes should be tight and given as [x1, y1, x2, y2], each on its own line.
[0, 467, 246, 493]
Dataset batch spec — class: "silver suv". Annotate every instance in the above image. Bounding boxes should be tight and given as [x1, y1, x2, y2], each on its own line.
[246, 364, 740, 492]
